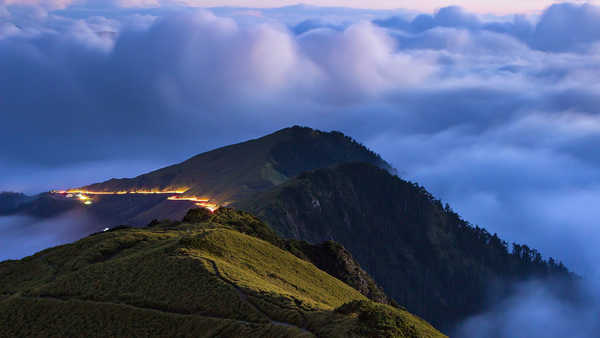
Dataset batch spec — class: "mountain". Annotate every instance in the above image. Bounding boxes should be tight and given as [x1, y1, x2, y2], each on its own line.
[80, 126, 393, 204]
[238, 162, 573, 331]
[0, 126, 575, 333]
[0, 208, 445, 338]
[0, 126, 393, 226]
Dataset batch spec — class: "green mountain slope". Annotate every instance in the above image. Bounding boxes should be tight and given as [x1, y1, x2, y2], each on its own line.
[80, 126, 393, 204]
[238, 162, 573, 331]
[0, 208, 444, 338]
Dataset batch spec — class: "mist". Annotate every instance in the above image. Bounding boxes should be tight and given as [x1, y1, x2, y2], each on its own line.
[0, 211, 105, 261]
[454, 277, 600, 338]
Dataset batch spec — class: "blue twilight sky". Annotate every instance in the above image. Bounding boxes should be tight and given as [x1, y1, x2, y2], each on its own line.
[2, 0, 600, 277]
[2, 0, 600, 13]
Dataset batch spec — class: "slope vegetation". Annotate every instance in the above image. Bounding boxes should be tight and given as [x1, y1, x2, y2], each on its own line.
[0, 208, 444, 338]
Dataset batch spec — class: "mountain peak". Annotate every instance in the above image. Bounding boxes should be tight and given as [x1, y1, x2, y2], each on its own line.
[79, 126, 393, 206]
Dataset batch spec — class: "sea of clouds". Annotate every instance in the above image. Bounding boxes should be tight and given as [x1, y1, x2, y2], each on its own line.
[1, 1, 600, 336]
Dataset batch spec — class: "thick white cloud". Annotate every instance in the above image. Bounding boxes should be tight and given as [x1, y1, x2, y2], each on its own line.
[297, 22, 436, 103]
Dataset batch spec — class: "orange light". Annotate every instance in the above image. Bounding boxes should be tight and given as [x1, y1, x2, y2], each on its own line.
[168, 196, 219, 212]
[65, 189, 189, 195]
[167, 196, 210, 202]
[52, 188, 218, 212]
[196, 202, 219, 212]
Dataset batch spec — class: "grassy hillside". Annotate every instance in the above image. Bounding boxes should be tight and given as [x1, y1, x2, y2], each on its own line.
[0, 208, 444, 338]
[183, 207, 395, 306]
[81, 126, 393, 204]
[239, 162, 573, 332]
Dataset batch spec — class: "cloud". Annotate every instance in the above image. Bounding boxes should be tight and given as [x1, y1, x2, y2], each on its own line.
[374, 6, 491, 34]
[454, 278, 600, 338]
[375, 3, 600, 53]
[532, 3, 600, 52]
[297, 22, 436, 103]
[0, 0, 160, 10]
[0, 211, 105, 261]
[0, 10, 436, 169]
[0, 0, 74, 10]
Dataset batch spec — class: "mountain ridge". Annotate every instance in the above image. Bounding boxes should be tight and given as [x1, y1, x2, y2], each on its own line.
[0, 207, 445, 337]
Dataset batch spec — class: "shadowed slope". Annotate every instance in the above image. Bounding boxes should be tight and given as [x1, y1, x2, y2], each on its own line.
[238, 162, 574, 332]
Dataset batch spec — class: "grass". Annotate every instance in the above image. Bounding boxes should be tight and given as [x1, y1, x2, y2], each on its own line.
[0, 297, 306, 338]
[179, 228, 366, 310]
[336, 300, 446, 338]
[0, 208, 446, 337]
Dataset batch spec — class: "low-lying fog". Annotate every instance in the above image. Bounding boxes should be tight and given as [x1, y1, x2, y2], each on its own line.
[0, 211, 105, 261]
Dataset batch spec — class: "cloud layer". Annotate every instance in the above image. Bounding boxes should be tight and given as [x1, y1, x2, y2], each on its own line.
[454, 278, 600, 337]
[0, 211, 104, 261]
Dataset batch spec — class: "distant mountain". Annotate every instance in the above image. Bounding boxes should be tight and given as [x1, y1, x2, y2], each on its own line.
[238, 162, 573, 331]
[0, 192, 32, 213]
[0, 208, 445, 338]
[81, 126, 393, 205]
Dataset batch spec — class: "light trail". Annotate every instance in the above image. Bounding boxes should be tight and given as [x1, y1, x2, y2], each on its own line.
[63, 189, 189, 195]
[167, 196, 210, 202]
[51, 189, 219, 212]
[168, 196, 219, 212]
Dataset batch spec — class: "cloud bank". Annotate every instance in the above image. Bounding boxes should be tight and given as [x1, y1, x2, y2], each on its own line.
[0, 211, 104, 261]
[454, 278, 600, 337]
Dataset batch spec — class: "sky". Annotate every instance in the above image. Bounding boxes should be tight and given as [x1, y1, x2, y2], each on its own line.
[2, 1, 600, 335]
[2, 0, 600, 13]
